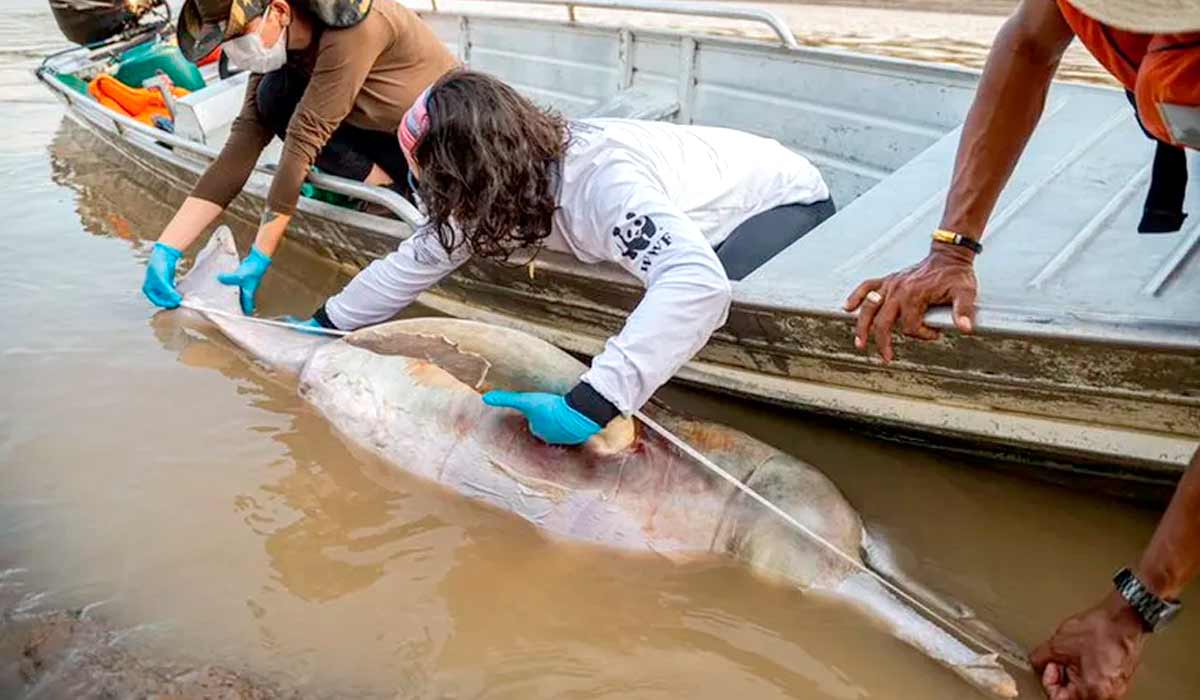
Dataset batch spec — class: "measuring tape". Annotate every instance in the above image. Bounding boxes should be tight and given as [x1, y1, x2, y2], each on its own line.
[179, 301, 350, 337]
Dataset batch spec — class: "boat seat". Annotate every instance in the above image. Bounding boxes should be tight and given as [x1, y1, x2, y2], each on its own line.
[173, 71, 250, 145]
[581, 88, 680, 121]
[716, 198, 837, 281]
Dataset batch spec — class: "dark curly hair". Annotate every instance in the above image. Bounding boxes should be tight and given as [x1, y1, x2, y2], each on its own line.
[411, 70, 569, 261]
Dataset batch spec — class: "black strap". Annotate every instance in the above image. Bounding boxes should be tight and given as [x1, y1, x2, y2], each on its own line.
[1140, 140, 1189, 234]
[1123, 92, 1190, 234]
[312, 303, 340, 330]
[566, 381, 620, 426]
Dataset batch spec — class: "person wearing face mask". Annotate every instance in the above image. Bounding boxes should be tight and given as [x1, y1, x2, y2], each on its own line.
[142, 0, 458, 314]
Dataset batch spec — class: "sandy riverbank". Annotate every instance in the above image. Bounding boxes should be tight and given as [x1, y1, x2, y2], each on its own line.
[416, 0, 1109, 83]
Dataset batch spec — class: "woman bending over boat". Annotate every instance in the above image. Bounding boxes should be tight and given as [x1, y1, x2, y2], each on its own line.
[142, 0, 458, 313]
[297, 69, 834, 446]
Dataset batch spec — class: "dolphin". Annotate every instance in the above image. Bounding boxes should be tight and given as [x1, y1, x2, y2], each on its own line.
[173, 227, 1023, 698]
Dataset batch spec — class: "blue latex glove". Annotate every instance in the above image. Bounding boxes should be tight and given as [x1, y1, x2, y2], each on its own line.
[280, 315, 327, 336]
[482, 391, 601, 446]
[217, 246, 272, 314]
[142, 242, 183, 309]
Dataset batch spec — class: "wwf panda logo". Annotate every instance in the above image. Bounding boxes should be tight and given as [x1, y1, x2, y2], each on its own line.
[611, 212, 673, 272]
[612, 212, 657, 261]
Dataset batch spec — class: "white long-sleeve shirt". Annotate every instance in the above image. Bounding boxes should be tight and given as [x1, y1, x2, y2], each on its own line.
[324, 118, 829, 414]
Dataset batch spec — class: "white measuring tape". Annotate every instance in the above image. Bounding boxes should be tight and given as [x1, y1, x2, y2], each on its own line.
[178, 299, 1021, 668]
[634, 409, 1026, 669]
[179, 301, 350, 337]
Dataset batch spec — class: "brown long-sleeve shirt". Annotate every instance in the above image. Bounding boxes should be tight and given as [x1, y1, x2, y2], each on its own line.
[190, 0, 457, 215]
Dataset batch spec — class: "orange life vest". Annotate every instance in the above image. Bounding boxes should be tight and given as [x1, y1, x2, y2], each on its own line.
[1058, 0, 1200, 149]
[87, 74, 189, 127]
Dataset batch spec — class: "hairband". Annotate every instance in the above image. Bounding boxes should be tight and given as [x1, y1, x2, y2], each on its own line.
[399, 85, 433, 165]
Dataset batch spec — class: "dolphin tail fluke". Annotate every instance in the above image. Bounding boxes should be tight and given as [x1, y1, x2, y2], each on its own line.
[860, 530, 1030, 671]
[835, 573, 1019, 699]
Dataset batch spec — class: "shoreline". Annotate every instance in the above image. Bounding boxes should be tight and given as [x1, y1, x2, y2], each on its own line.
[421, 1, 1110, 83]
[754, 0, 1017, 16]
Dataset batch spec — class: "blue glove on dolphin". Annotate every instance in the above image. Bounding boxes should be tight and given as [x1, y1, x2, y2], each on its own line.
[482, 391, 602, 446]
[218, 246, 272, 314]
[142, 242, 183, 309]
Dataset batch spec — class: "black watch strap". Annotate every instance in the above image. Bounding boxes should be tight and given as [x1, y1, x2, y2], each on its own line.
[1113, 567, 1182, 632]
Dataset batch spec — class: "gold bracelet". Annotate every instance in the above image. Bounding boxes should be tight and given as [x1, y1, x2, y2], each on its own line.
[932, 229, 983, 254]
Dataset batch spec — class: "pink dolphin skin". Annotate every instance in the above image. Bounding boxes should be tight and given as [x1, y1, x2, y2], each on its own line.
[176, 228, 1023, 698]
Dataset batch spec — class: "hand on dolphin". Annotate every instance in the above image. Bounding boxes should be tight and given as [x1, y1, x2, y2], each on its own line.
[142, 242, 184, 309]
[218, 247, 272, 315]
[482, 391, 602, 446]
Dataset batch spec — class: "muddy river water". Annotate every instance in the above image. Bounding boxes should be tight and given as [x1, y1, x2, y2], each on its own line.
[1, 1, 1196, 699]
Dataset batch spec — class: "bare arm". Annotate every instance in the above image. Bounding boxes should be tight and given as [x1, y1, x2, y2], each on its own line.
[156, 197, 224, 251]
[1031, 450, 1200, 700]
[845, 0, 1076, 361]
[940, 0, 1075, 238]
[1139, 451, 1200, 598]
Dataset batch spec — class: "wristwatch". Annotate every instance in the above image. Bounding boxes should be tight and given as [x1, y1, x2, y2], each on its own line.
[932, 228, 984, 254]
[1113, 567, 1182, 632]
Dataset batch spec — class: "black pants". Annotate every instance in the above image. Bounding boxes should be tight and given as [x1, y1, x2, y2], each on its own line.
[256, 66, 412, 196]
[715, 198, 837, 281]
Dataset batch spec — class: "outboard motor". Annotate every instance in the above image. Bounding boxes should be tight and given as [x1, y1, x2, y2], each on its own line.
[48, 0, 166, 46]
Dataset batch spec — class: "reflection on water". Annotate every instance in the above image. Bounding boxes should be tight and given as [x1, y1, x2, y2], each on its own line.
[1, 2, 1195, 699]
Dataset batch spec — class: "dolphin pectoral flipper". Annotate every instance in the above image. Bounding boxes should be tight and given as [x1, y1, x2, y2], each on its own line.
[835, 573, 1019, 699]
[861, 529, 1030, 671]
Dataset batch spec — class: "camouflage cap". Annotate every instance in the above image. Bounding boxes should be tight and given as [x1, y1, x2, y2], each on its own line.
[177, 0, 271, 62]
[176, 0, 373, 62]
[307, 0, 373, 28]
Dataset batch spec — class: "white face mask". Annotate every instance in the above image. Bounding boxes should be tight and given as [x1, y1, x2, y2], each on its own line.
[222, 9, 287, 74]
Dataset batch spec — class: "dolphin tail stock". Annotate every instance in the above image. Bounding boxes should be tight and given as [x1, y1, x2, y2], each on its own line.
[172, 226, 334, 375]
[711, 450, 1019, 698]
[833, 572, 1019, 698]
[860, 528, 1030, 671]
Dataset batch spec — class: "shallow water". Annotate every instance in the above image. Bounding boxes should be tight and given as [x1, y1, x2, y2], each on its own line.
[1, 1, 1196, 699]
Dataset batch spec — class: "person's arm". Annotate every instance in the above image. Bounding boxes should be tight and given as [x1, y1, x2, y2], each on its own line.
[843, 0, 1075, 362]
[319, 228, 468, 331]
[186, 73, 274, 243]
[578, 173, 733, 416]
[157, 197, 224, 250]
[218, 26, 391, 314]
[142, 76, 273, 309]
[252, 23, 391, 256]
[1031, 449, 1200, 700]
[481, 168, 731, 446]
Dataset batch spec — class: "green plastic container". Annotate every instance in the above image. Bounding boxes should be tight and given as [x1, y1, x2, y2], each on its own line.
[300, 181, 355, 208]
[115, 41, 205, 92]
[55, 72, 90, 96]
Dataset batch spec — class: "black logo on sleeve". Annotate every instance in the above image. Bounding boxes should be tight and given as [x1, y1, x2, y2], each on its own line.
[612, 212, 672, 272]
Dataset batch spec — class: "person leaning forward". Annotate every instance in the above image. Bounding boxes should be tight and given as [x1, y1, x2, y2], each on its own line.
[141, 0, 458, 314]
[842, 1, 1200, 699]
